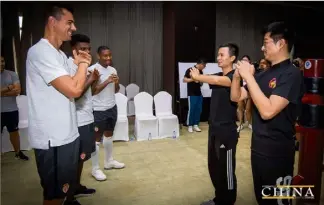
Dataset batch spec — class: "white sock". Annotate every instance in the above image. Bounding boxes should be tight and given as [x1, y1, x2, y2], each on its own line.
[91, 142, 100, 171]
[103, 136, 113, 163]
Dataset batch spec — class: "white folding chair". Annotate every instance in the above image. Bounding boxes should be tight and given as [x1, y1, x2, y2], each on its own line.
[154, 91, 180, 139]
[134, 92, 158, 141]
[16, 95, 28, 128]
[113, 93, 129, 141]
[126, 83, 139, 116]
[119, 84, 126, 95]
[1, 95, 31, 153]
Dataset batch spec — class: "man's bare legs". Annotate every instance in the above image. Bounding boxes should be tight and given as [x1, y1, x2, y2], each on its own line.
[9, 130, 20, 152]
[9, 130, 29, 160]
[237, 101, 245, 131]
[246, 98, 252, 129]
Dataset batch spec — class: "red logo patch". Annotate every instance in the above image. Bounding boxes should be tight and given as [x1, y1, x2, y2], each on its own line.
[269, 78, 277, 89]
[62, 183, 69, 193]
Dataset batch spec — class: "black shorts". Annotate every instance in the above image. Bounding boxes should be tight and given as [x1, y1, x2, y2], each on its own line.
[34, 138, 80, 200]
[78, 123, 96, 161]
[93, 105, 117, 135]
[1, 111, 19, 133]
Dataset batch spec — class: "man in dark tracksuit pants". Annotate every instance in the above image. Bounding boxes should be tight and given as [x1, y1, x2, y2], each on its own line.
[191, 43, 241, 205]
[231, 22, 304, 205]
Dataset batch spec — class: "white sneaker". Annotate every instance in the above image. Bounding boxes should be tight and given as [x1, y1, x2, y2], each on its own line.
[248, 124, 252, 129]
[104, 160, 125, 170]
[237, 124, 244, 132]
[92, 169, 107, 181]
[188, 126, 193, 133]
[193, 125, 201, 132]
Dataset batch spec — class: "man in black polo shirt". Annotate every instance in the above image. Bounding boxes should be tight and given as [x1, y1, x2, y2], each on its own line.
[183, 58, 206, 133]
[230, 22, 303, 205]
[191, 43, 240, 205]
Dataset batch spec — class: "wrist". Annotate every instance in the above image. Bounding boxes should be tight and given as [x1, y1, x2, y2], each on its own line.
[234, 75, 241, 80]
[78, 62, 89, 72]
[244, 74, 254, 84]
[78, 61, 90, 67]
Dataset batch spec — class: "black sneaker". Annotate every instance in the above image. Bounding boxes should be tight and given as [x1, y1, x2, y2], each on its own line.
[15, 151, 29, 161]
[64, 198, 81, 205]
[75, 185, 96, 197]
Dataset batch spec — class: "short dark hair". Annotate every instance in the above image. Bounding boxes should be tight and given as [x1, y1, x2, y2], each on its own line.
[45, 3, 74, 25]
[242, 55, 251, 62]
[219, 43, 239, 62]
[70, 34, 90, 47]
[262, 21, 295, 52]
[97, 46, 110, 54]
[196, 58, 207, 65]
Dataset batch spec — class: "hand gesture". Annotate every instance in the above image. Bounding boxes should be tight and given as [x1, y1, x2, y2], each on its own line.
[190, 68, 200, 81]
[73, 50, 92, 66]
[88, 68, 100, 82]
[236, 60, 255, 80]
[8, 84, 14, 90]
[233, 66, 241, 78]
[107, 75, 114, 83]
[112, 74, 119, 83]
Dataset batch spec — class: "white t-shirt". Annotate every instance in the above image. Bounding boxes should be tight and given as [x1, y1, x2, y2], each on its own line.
[26, 39, 79, 149]
[67, 57, 94, 127]
[89, 63, 117, 111]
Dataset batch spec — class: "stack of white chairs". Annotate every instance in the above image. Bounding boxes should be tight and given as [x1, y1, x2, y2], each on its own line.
[119, 84, 126, 95]
[126, 83, 140, 116]
[1, 95, 31, 153]
[154, 91, 180, 139]
[134, 92, 158, 141]
[112, 93, 129, 141]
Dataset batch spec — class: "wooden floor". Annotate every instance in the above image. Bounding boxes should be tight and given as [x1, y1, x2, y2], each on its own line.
[1, 122, 324, 205]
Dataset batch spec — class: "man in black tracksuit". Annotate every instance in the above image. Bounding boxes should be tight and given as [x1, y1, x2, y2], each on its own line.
[191, 43, 241, 205]
[231, 22, 304, 205]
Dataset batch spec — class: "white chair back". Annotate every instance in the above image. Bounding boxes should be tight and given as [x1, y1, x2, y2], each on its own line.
[119, 84, 126, 95]
[115, 93, 128, 117]
[154, 91, 173, 116]
[134, 92, 153, 117]
[16, 95, 28, 128]
[126, 83, 140, 100]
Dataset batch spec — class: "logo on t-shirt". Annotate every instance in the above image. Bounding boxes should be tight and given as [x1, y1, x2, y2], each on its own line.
[269, 78, 277, 89]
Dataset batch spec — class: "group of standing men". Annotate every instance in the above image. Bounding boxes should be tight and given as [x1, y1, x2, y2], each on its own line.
[184, 22, 304, 205]
[24, 4, 124, 205]
[1, 3, 304, 205]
